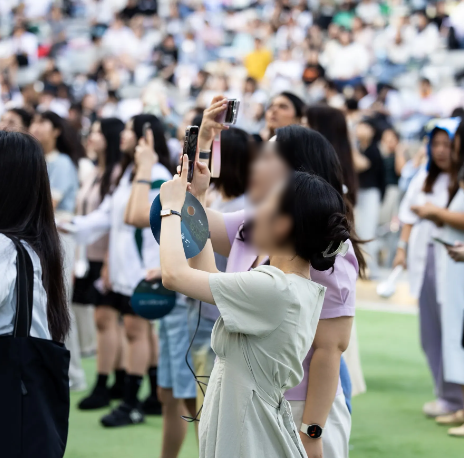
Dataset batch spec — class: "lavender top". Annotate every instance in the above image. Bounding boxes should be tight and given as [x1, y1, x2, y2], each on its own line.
[222, 210, 358, 400]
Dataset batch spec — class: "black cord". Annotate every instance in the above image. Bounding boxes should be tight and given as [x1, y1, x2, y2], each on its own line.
[181, 301, 210, 423]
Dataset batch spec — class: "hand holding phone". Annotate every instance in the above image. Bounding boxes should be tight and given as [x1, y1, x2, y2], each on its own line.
[433, 237, 454, 247]
[135, 122, 158, 169]
[181, 126, 199, 183]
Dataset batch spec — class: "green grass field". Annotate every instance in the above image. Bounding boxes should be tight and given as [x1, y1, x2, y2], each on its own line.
[65, 310, 463, 458]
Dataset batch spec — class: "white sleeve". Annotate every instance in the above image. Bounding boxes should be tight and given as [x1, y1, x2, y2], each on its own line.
[0, 236, 17, 310]
[72, 194, 112, 244]
[398, 169, 425, 225]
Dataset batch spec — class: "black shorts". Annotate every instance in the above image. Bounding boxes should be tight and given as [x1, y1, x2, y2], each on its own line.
[73, 261, 111, 306]
[106, 291, 136, 316]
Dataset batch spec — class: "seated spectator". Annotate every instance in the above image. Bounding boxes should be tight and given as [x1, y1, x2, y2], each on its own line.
[320, 28, 369, 91]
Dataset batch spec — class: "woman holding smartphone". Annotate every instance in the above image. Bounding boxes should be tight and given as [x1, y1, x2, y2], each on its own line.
[159, 155, 350, 457]
[405, 119, 464, 435]
[69, 114, 172, 427]
[393, 118, 464, 418]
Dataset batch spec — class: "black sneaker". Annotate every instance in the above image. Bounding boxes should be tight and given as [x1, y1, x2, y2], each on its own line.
[108, 383, 124, 400]
[141, 395, 162, 416]
[78, 386, 110, 410]
[100, 402, 145, 427]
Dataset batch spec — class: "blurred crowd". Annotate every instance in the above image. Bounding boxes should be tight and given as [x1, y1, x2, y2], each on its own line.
[2, 0, 464, 451]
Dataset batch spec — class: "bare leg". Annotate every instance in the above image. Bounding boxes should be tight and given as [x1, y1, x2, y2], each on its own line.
[124, 315, 150, 375]
[95, 306, 121, 374]
[149, 325, 159, 367]
[158, 388, 192, 458]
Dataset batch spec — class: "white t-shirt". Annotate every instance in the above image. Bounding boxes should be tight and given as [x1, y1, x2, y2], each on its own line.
[0, 235, 51, 339]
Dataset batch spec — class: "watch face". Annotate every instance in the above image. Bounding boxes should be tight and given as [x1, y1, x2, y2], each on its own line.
[160, 209, 170, 217]
[307, 424, 323, 439]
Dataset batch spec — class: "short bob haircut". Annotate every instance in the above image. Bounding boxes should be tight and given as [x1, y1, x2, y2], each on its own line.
[211, 127, 254, 199]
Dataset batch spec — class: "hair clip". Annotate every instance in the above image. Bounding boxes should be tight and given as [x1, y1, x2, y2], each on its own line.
[322, 241, 349, 258]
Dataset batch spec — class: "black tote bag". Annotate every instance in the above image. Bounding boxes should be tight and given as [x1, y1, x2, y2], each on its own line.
[0, 236, 70, 458]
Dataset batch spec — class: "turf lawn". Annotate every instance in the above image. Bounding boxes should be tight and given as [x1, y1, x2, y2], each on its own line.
[65, 310, 463, 458]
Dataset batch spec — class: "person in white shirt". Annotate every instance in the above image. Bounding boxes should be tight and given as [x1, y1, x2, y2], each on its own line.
[0, 24, 38, 72]
[0, 130, 70, 342]
[394, 119, 464, 419]
[70, 114, 173, 427]
[321, 28, 369, 91]
[410, 10, 440, 62]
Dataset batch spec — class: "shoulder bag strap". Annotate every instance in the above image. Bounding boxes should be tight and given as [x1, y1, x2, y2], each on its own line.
[5, 236, 34, 337]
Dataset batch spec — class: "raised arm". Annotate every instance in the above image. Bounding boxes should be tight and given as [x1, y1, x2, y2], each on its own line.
[124, 128, 159, 228]
[187, 96, 234, 258]
[160, 155, 217, 303]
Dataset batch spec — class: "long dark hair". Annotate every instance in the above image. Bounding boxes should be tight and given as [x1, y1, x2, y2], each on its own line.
[39, 111, 85, 166]
[117, 113, 172, 186]
[211, 127, 254, 199]
[99, 118, 124, 199]
[0, 131, 70, 342]
[280, 172, 350, 271]
[275, 125, 367, 277]
[424, 127, 463, 204]
[449, 120, 464, 203]
[305, 105, 358, 206]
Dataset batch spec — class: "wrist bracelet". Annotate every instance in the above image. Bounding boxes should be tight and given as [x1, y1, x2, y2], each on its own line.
[397, 240, 407, 251]
[136, 179, 151, 185]
[199, 150, 211, 160]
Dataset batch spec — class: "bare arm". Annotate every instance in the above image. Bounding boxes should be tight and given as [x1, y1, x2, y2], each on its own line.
[393, 223, 412, 268]
[432, 208, 464, 232]
[394, 145, 407, 176]
[299, 317, 353, 455]
[187, 97, 232, 260]
[160, 155, 218, 302]
[124, 128, 158, 228]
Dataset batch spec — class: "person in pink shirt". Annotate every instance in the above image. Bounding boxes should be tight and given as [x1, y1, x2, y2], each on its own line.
[189, 97, 364, 458]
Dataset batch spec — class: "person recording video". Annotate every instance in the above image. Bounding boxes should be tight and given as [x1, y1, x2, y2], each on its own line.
[158, 154, 350, 457]
[125, 96, 360, 458]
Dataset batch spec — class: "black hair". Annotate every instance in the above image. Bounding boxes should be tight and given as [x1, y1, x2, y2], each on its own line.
[275, 124, 367, 277]
[278, 92, 305, 118]
[211, 128, 254, 199]
[305, 105, 358, 206]
[99, 118, 124, 199]
[424, 128, 454, 197]
[117, 113, 172, 186]
[0, 131, 70, 341]
[451, 108, 464, 118]
[279, 172, 350, 271]
[345, 98, 358, 111]
[9, 108, 33, 128]
[449, 120, 464, 203]
[38, 111, 85, 165]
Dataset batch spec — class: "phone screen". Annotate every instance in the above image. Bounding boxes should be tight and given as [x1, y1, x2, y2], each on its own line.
[142, 122, 151, 139]
[182, 126, 199, 182]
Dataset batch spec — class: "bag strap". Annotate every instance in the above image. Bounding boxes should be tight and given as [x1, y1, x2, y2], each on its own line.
[4, 235, 34, 337]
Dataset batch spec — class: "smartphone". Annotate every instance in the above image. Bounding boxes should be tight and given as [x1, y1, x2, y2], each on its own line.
[142, 122, 151, 140]
[433, 237, 454, 247]
[215, 99, 240, 125]
[182, 125, 199, 182]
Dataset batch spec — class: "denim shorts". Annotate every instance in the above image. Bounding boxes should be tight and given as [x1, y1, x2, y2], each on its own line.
[158, 302, 197, 399]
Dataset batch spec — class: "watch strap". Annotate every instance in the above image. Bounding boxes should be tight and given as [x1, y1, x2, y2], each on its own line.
[160, 209, 182, 220]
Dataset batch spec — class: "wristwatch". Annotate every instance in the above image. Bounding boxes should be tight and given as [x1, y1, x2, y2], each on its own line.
[160, 209, 182, 219]
[301, 423, 323, 439]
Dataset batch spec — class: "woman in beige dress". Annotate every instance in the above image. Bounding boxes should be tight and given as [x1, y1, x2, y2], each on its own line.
[158, 155, 351, 457]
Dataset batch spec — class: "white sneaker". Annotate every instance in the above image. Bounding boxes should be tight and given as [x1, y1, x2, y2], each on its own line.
[69, 379, 88, 392]
[423, 400, 456, 418]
